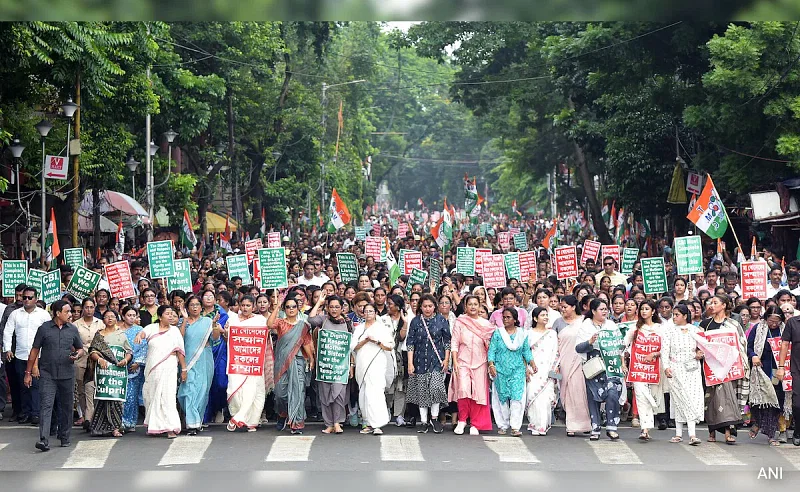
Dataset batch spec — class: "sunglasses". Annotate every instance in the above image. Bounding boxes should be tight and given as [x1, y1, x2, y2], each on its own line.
[22, 295, 35, 300]
[604, 263, 614, 266]
[284, 304, 298, 309]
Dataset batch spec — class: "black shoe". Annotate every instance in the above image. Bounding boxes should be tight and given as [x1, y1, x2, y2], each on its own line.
[35, 440, 50, 452]
[60, 441, 71, 448]
[17, 415, 31, 424]
[417, 423, 430, 434]
[658, 420, 667, 431]
[793, 435, 800, 446]
[668, 420, 676, 429]
[30, 417, 40, 426]
[404, 416, 416, 428]
[431, 420, 443, 434]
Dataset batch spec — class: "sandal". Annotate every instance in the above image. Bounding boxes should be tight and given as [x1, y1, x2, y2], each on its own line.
[112, 430, 123, 438]
[360, 426, 374, 434]
[497, 428, 507, 435]
[510, 429, 522, 437]
[749, 426, 760, 440]
[769, 439, 780, 447]
[607, 431, 620, 441]
[725, 436, 736, 445]
[167, 432, 177, 439]
[669, 436, 682, 443]
[227, 421, 237, 432]
[589, 434, 600, 441]
[707, 435, 717, 443]
[566, 432, 576, 437]
[322, 427, 335, 434]
[334, 425, 344, 434]
[689, 437, 701, 446]
[639, 431, 649, 441]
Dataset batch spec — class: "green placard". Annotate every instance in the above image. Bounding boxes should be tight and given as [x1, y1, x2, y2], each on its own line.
[94, 345, 128, 401]
[63, 248, 84, 271]
[406, 268, 428, 295]
[226, 255, 252, 286]
[258, 248, 288, 289]
[27, 269, 46, 299]
[641, 257, 668, 295]
[337, 253, 359, 284]
[620, 248, 639, 275]
[456, 247, 476, 276]
[429, 258, 443, 292]
[513, 233, 528, 252]
[166, 258, 193, 293]
[598, 328, 625, 379]
[315, 329, 352, 384]
[66, 266, 101, 300]
[40, 270, 62, 305]
[617, 321, 636, 340]
[146, 240, 175, 278]
[355, 226, 366, 241]
[674, 236, 703, 276]
[2, 260, 28, 298]
[504, 252, 521, 281]
[479, 223, 489, 236]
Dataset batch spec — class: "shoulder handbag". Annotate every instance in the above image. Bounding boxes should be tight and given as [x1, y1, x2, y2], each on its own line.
[421, 317, 445, 369]
[582, 355, 606, 379]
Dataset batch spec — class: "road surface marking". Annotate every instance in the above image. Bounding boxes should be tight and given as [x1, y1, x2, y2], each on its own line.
[0, 443, 7, 453]
[775, 446, 800, 470]
[62, 440, 118, 468]
[683, 443, 745, 466]
[158, 436, 212, 466]
[380, 435, 424, 461]
[482, 436, 540, 463]
[266, 436, 315, 461]
[587, 440, 642, 464]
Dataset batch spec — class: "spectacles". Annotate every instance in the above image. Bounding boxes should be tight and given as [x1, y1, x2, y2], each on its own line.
[22, 296, 35, 300]
[285, 304, 298, 309]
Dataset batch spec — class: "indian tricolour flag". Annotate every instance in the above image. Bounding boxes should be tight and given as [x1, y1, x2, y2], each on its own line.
[180, 209, 197, 250]
[327, 188, 351, 232]
[44, 208, 60, 266]
[687, 175, 728, 240]
[384, 237, 401, 286]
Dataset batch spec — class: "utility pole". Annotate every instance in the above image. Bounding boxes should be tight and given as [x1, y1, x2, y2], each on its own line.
[145, 64, 153, 242]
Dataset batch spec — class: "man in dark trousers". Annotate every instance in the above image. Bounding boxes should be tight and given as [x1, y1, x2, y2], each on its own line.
[778, 314, 800, 446]
[24, 300, 84, 452]
[0, 284, 26, 420]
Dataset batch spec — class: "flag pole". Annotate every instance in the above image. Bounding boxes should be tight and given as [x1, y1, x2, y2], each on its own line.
[707, 174, 743, 257]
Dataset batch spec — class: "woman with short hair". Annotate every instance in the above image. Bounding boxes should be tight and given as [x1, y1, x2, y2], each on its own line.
[87, 310, 133, 437]
[488, 307, 533, 437]
[351, 303, 395, 434]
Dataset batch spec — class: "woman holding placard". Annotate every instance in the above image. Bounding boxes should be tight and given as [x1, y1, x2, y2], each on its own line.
[746, 306, 786, 446]
[225, 295, 268, 432]
[87, 310, 133, 437]
[624, 300, 665, 442]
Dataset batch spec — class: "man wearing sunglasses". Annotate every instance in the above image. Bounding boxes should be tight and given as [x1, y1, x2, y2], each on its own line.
[0, 283, 27, 421]
[3, 287, 51, 426]
[594, 256, 627, 289]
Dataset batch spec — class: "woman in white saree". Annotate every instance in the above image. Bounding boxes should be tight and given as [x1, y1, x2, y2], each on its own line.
[526, 307, 559, 435]
[351, 303, 395, 434]
[225, 295, 268, 432]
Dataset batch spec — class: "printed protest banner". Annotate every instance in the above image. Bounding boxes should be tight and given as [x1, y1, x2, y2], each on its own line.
[626, 331, 662, 384]
[601, 245, 621, 268]
[398, 249, 410, 273]
[27, 269, 46, 299]
[93, 344, 128, 401]
[498, 232, 511, 251]
[456, 247, 476, 276]
[258, 248, 288, 289]
[475, 248, 492, 276]
[674, 236, 703, 275]
[641, 257, 668, 295]
[39, 270, 61, 305]
[227, 326, 269, 376]
[337, 253, 359, 284]
[365, 236, 382, 260]
[146, 240, 175, 278]
[372, 222, 381, 236]
[554, 246, 578, 280]
[226, 255, 253, 286]
[513, 232, 528, 252]
[509, 226, 521, 236]
[105, 261, 136, 299]
[316, 329, 352, 384]
[598, 328, 626, 379]
[700, 329, 746, 386]
[267, 232, 281, 249]
[504, 253, 521, 281]
[355, 226, 366, 241]
[482, 254, 507, 289]
[253, 257, 262, 289]
[620, 248, 639, 275]
[402, 250, 422, 275]
[767, 337, 792, 392]
[581, 240, 601, 265]
[66, 266, 101, 300]
[740, 261, 768, 300]
[166, 258, 193, 293]
[397, 222, 409, 238]
[245, 238, 262, 264]
[380, 238, 387, 263]
[479, 223, 489, 237]
[406, 268, 429, 295]
[2, 260, 28, 297]
[519, 251, 538, 282]
[429, 258, 443, 291]
[63, 248, 84, 270]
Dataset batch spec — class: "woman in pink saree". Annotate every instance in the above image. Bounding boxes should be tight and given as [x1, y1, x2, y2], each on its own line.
[449, 295, 495, 435]
[556, 295, 592, 436]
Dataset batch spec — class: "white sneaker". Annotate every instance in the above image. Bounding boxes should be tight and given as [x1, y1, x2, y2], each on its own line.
[454, 421, 466, 435]
[372, 427, 383, 435]
[395, 415, 405, 427]
[469, 426, 479, 436]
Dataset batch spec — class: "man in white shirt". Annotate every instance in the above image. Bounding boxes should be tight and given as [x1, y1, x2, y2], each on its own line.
[766, 265, 785, 300]
[595, 256, 628, 289]
[3, 286, 51, 425]
[312, 256, 329, 284]
[297, 261, 325, 287]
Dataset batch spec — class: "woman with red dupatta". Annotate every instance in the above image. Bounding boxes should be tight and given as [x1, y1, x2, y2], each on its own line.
[449, 295, 495, 435]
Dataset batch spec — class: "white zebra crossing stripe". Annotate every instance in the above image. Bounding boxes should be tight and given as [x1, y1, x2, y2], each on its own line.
[683, 443, 745, 466]
[380, 435, 424, 461]
[0, 443, 7, 453]
[266, 436, 315, 461]
[587, 440, 642, 464]
[775, 446, 800, 470]
[158, 436, 212, 466]
[62, 440, 118, 469]
[482, 436, 539, 463]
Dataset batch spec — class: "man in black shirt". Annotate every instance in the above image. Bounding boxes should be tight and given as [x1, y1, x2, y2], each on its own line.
[24, 300, 84, 452]
[777, 315, 800, 446]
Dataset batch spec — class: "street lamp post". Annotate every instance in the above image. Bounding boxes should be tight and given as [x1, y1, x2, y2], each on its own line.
[60, 98, 79, 246]
[154, 129, 177, 190]
[125, 156, 140, 200]
[9, 138, 26, 257]
[146, 140, 157, 232]
[34, 119, 53, 245]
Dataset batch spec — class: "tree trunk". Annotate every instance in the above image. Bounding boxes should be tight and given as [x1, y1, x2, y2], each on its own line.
[70, 72, 81, 247]
[92, 186, 101, 258]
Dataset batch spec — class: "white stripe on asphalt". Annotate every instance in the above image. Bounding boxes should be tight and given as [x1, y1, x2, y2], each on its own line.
[483, 436, 540, 463]
[587, 440, 642, 464]
[266, 436, 315, 461]
[158, 436, 212, 466]
[62, 440, 118, 469]
[380, 435, 424, 461]
[683, 442, 745, 466]
[775, 446, 800, 470]
[0, 443, 7, 453]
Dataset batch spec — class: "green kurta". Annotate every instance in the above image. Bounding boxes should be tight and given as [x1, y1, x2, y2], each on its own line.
[488, 330, 532, 402]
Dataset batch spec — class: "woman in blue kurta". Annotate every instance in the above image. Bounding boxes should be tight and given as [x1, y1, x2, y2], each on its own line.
[489, 307, 534, 437]
[406, 294, 451, 434]
[121, 306, 147, 432]
[200, 290, 229, 426]
[178, 295, 219, 434]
